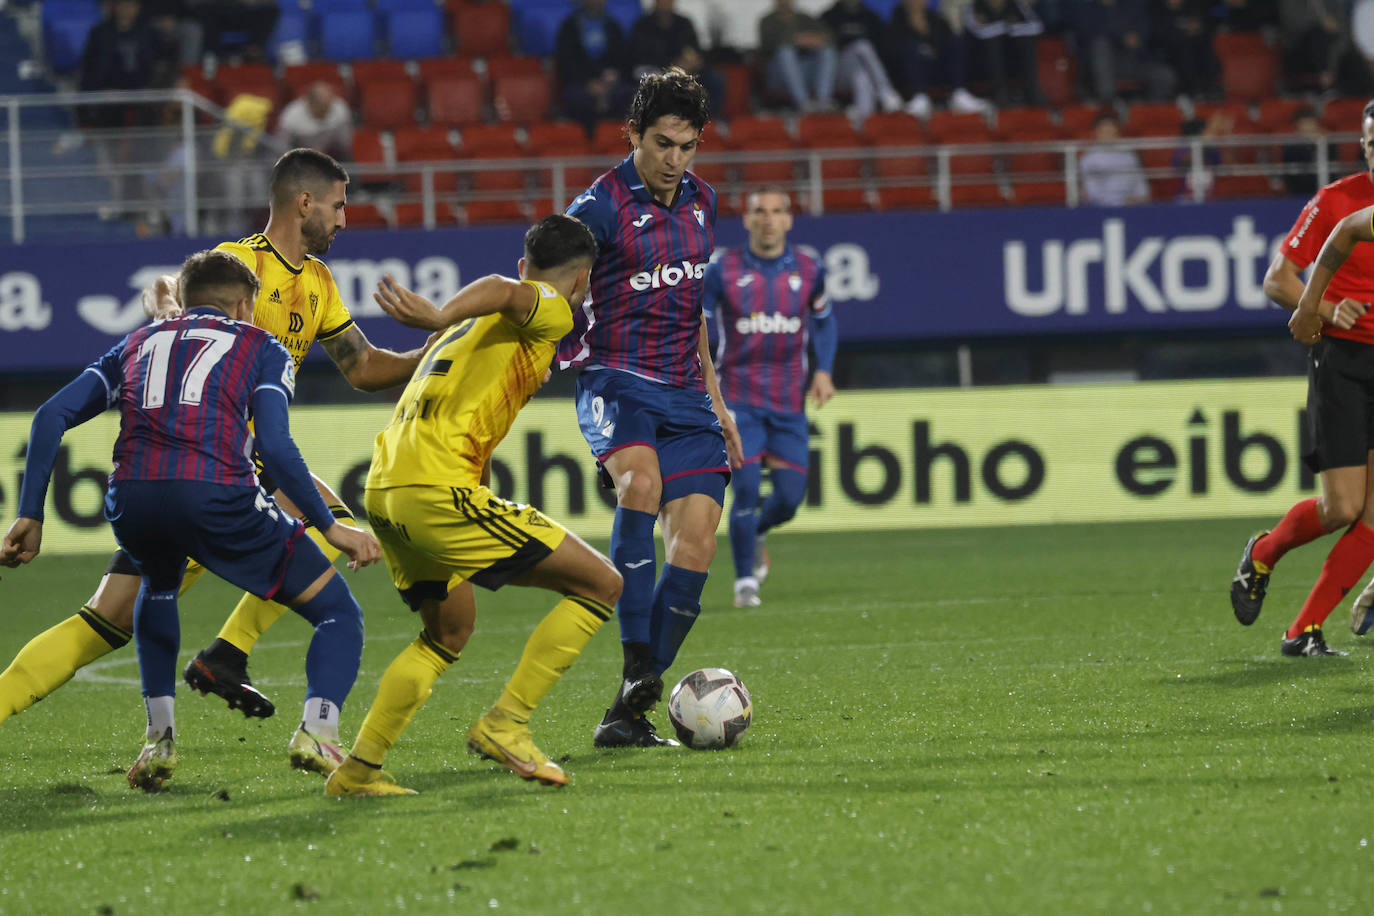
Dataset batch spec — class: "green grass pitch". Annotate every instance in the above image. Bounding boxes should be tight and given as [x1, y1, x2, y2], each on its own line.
[3, 520, 1374, 914]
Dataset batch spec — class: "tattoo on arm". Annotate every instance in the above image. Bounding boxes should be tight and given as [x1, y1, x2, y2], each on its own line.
[1317, 243, 1351, 274]
[321, 325, 367, 381]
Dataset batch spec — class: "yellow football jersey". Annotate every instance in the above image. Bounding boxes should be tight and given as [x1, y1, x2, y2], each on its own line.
[216, 234, 354, 369]
[368, 280, 573, 490]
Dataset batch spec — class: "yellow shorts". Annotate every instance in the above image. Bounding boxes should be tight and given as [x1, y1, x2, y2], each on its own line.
[364, 485, 568, 611]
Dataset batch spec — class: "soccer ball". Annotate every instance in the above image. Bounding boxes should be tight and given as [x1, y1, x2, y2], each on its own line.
[667, 668, 752, 750]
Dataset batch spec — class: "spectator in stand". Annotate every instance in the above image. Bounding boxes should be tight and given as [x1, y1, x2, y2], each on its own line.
[961, 0, 1044, 107]
[277, 82, 354, 163]
[759, 0, 838, 113]
[1282, 106, 1337, 197]
[557, 0, 635, 134]
[141, 0, 204, 68]
[820, 0, 905, 120]
[1079, 111, 1149, 206]
[188, 0, 281, 62]
[1280, 0, 1355, 93]
[889, 0, 990, 116]
[1150, 0, 1218, 100]
[1072, 0, 1175, 103]
[630, 0, 724, 118]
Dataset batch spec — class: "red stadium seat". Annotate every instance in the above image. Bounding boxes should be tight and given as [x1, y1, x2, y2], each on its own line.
[359, 79, 419, 131]
[213, 62, 282, 108]
[1256, 98, 1307, 132]
[460, 123, 525, 192]
[485, 55, 544, 81]
[996, 106, 1057, 138]
[345, 202, 390, 229]
[798, 113, 859, 147]
[492, 72, 552, 123]
[593, 119, 629, 157]
[1011, 181, 1067, 206]
[452, 2, 512, 57]
[926, 111, 992, 143]
[1058, 103, 1105, 139]
[1005, 128, 1065, 179]
[418, 56, 478, 81]
[1211, 174, 1278, 199]
[864, 112, 925, 145]
[464, 200, 529, 224]
[727, 115, 790, 148]
[394, 201, 459, 226]
[528, 121, 596, 193]
[1125, 101, 1183, 137]
[1321, 97, 1368, 133]
[797, 115, 868, 211]
[394, 126, 459, 192]
[426, 73, 485, 126]
[736, 136, 797, 185]
[875, 186, 936, 209]
[1214, 32, 1277, 102]
[351, 60, 411, 95]
[1036, 37, 1078, 108]
[716, 62, 752, 121]
[282, 62, 347, 102]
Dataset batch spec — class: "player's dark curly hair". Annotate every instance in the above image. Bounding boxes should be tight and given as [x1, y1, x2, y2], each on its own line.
[269, 148, 350, 206]
[1363, 99, 1374, 123]
[179, 249, 262, 311]
[625, 67, 710, 139]
[524, 214, 598, 271]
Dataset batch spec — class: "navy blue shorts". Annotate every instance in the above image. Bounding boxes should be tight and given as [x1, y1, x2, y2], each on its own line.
[575, 369, 730, 502]
[730, 404, 810, 474]
[104, 480, 312, 599]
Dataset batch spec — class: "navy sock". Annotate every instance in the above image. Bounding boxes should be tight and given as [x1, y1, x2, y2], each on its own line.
[134, 586, 180, 697]
[758, 467, 805, 535]
[649, 564, 709, 675]
[610, 507, 657, 645]
[728, 462, 762, 579]
[292, 574, 364, 707]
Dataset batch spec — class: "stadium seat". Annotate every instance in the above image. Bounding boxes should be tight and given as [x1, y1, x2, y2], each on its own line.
[320, 10, 377, 60]
[41, 0, 100, 73]
[1212, 174, 1278, 199]
[716, 63, 753, 122]
[464, 200, 529, 224]
[452, 1, 513, 57]
[737, 136, 797, 185]
[798, 113, 860, 147]
[1214, 32, 1277, 102]
[492, 73, 552, 124]
[527, 121, 596, 192]
[1005, 129, 1068, 205]
[947, 150, 1003, 207]
[1058, 103, 1105, 139]
[418, 57, 477, 81]
[359, 79, 419, 131]
[1011, 181, 1068, 206]
[351, 59, 411, 88]
[1036, 37, 1078, 108]
[266, 11, 310, 64]
[213, 63, 282, 108]
[459, 124, 525, 192]
[605, 0, 641, 34]
[1138, 146, 1179, 201]
[996, 106, 1057, 138]
[394, 200, 458, 226]
[282, 62, 347, 102]
[426, 73, 485, 126]
[797, 115, 868, 212]
[351, 128, 394, 184]
[594, 120, 630, 157]
[385, 8, 447, 59]
[179, 64, 217, 105]
[1124, 102, 1183, 137]
[865, 112, 925, 145]
[726, 115, 790, 148]
[1321, 97, 1367, 133]
[485, 55, 545, 80]
[311, 0, 370, 9]
[345, 202, 390, 229]
[394, 125, 459, 191]
[376, 0, 435, 9]
[926, 111, 992, 142]
[514, 1, 574, 56]
[1256, 98, 1307, 131]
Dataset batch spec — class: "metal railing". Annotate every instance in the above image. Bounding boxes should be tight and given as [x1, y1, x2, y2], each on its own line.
[0, 88, 1354, 242]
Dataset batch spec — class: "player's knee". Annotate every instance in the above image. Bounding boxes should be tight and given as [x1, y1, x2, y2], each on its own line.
[1322, 496, 1362, 530]
[593, 557, 623, 607]
[615, 470, 662, 511]
[773, 500, 800, 525]
[425, 609, 474, 655]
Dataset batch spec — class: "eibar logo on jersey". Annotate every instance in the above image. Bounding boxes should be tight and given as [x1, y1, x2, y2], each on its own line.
[574, 191, 596, 207]
[308, 291, 318, 316]
[632, 214, 652, 228]
[788, 273, 802, 292]
[628, 260, 707, 291]
[735, 274, 755, 287]
[692, 204, 704, 227]
[287, 312, 304, 334]
[269, 289, 282, 304]
[735, 312, 802, 334]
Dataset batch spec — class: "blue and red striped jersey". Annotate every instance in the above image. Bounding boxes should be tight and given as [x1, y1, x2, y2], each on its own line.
[89, 307, 296, 486]
[703, 245, 829, 413]
[557, 155, 718, 390]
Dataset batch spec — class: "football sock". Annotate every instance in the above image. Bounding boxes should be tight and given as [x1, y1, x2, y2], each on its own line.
[177, 561, 207, 596]
[1286, 520, 1374, 638]
[292, 573, 364, 708]
[212, 513, 348, 654]
[302, 696, 341, 741]
[144, 695, 175, 741]
[610, 507, 657, 645]
[757, 467, 805, 536]
[0, 606, 131, 723]
[728, 461, 762, 580]
[1255, 498, 1327, 569]
[494, 596, 612, 721]
[133, 587, 181, 698]
[351, 633, 456, 767]
[649, 564, 709, 675]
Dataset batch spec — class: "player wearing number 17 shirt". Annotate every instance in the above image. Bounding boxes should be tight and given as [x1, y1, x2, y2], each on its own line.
[558, 67, 744, 748]
[0, 250, 380, 791]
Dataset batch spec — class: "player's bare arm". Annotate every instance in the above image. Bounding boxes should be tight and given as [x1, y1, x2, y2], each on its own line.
[1290, 206, 1374, 343]
[374, 273, 536, 330]
[0, 517, 42, 568]
[698, 314, 743, 468]
[1263, 254, 1364, 327]
[319, 323, 428, 392]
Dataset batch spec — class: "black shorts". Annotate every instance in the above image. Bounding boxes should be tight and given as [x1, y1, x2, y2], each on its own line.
[1303, 335, 1374, 473]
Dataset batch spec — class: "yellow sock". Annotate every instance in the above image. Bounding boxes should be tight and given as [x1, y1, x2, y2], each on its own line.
[351, 632, 457, 766]
[178, 560, 207, 596]
[214, 510, 350, 654]
[493, 596, 612, 722]
[0, 607, 132, 723]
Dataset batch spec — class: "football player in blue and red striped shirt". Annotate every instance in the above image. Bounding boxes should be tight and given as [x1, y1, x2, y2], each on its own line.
[1, 250, 380, 791]
[703, 187, 837, 608]
[559, 67, 744, 748]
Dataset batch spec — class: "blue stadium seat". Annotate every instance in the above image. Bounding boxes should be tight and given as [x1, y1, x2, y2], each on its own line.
[863, 0, 901, 19]
[385, 8, 446, 58]
[606, 0, 642, 36]
[41, 0, 100, 73]
[266, 11, 309, 63]
[376, 0, 437, 9]
[515, 0, 573, 57]
[320, 10, 377, 60]
[311, 0, 370, 9]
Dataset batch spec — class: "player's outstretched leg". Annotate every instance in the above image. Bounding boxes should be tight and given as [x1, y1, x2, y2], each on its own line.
[728, 460, 763, 608]
[1229, 531, 1271, 626]
[283, 566, 364, 777]
[1280, 520, 1374, 657]
[0, 606, 131, 724]
[469, 593, 615, 786]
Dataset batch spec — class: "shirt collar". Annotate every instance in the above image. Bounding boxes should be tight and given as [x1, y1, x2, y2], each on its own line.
[616, 154, 698, 209]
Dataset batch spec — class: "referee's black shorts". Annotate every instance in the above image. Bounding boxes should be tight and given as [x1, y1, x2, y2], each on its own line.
[1303, 335, 1374, 473]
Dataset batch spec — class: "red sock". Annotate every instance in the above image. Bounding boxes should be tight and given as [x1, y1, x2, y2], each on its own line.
[1254, 498, 1326, 569]
[1286, 520, 1374, 638]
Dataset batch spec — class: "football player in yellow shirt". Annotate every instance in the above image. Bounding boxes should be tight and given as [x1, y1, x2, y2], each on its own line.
[0, 149, 431, 776]
[323, 214, 621, 796]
